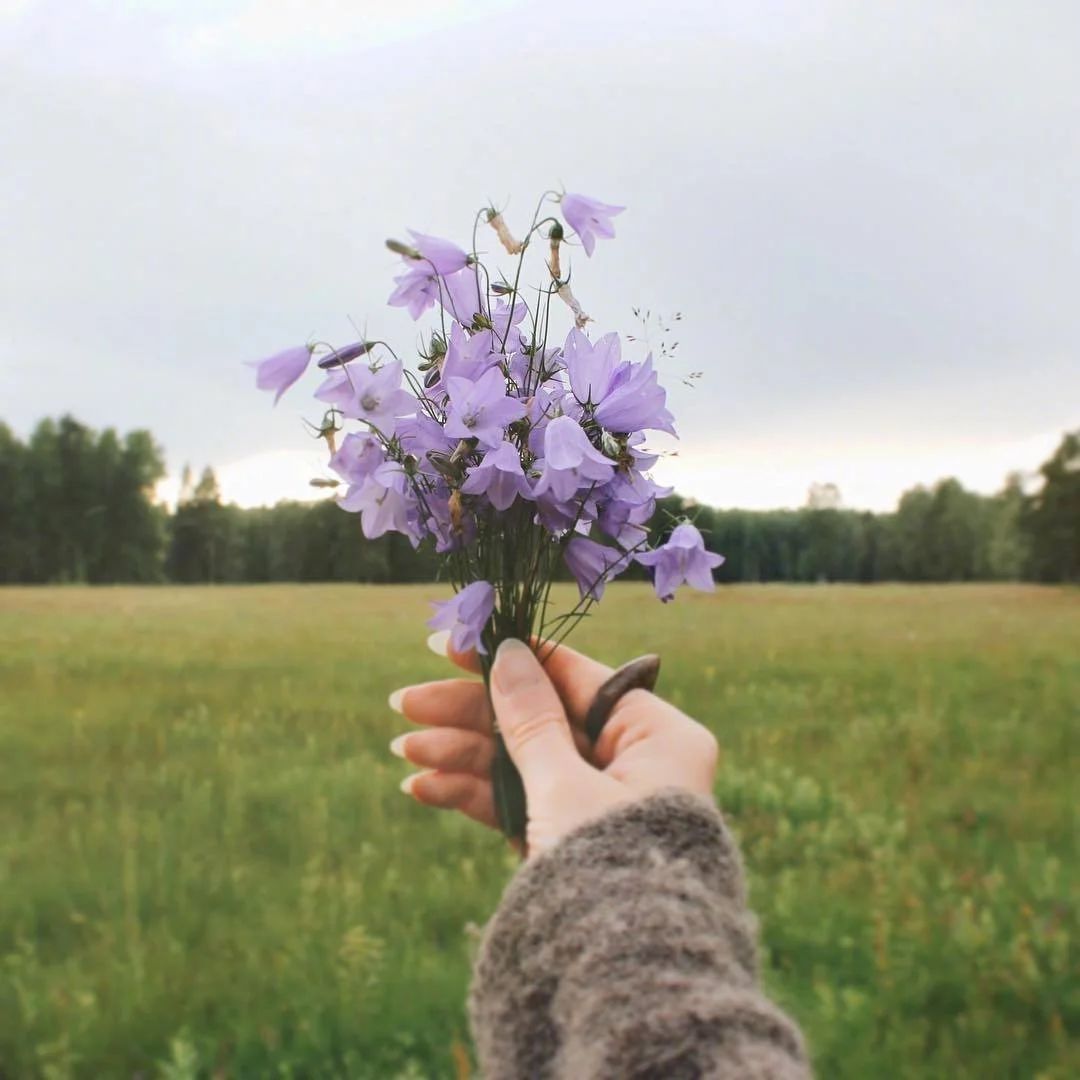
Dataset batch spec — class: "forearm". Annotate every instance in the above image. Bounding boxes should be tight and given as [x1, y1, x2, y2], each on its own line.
[469, 791, 810, 1078]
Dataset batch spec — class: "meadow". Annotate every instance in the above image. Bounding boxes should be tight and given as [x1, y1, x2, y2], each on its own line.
[0, 584, 1076, 1079]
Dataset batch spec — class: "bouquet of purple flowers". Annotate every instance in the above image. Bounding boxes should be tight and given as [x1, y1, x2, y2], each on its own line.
[249, 188, 723, 838]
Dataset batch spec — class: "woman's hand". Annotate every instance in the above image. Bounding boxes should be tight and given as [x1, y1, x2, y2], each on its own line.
[389, 635, 719, 856]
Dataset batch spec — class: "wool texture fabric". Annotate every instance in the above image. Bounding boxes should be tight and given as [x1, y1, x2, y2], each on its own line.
[468, 790, 811, 1079]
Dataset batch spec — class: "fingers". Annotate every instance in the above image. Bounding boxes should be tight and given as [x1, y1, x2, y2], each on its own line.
[392, 679, 491, 733]
[534, 642, 615, 724]
[391, 676, 591, 759]
[489, 639, 580, 784]
[401, 770, 498, 829]
[426, 631, 616, 728]
[391, 727, 495, 776]
[426, 630, 483, 674]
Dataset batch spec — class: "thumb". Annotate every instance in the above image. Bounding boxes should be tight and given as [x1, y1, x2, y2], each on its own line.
[490, 639, 579, 785]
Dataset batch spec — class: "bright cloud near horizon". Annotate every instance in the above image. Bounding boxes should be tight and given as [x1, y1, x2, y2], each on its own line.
[3, 0, 1078, 513]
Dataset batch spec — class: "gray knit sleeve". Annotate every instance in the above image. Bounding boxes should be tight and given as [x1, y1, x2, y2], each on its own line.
[468, 790, 811, 1079]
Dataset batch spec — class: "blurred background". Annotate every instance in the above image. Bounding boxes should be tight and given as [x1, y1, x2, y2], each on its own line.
[1, 3, 1077, 1078]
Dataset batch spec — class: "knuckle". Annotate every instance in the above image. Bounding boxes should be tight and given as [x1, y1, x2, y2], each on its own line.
[506, 709, 565, 752]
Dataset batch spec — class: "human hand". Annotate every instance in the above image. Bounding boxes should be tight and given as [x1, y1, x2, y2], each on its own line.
[389, 635, 719, 856]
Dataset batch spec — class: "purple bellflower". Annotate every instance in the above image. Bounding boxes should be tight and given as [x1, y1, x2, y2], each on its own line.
[597, 470, 670, 547]
[339, 461, 419, 544]
[441, 267, 486, 327]
[564, 537, 631, 601]
[563, 329, 674, 434]
[560, 192, 625, 257]
[434, 325, 500, 390]
[594, 353, 675, 435]
[427, 580, 495, 655]
[564, 329, 621, 405]
[444, 366, 527, 450]
[389, 265, 439, 319]
[315, 360, 415, 435]
[329, 432, 384, 485]
[396, 412, 456, 470]
[532, 415, 615, 502]
[488, 297, 528, 341]
[636, 522, 724, 601]
[461, 440, 534, 511]
[249, 344, 313, 404]
[407, 230, 469, 275]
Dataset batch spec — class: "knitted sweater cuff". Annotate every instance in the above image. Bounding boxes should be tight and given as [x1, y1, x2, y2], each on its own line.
[468, 790, 810, 1079]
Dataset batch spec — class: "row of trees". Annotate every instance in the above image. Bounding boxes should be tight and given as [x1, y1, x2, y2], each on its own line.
[2, 417, 1077, 585]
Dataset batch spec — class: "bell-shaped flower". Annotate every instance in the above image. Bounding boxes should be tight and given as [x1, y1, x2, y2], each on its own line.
[388, 265, 439, 319]
[248, 344, 313, 404]
[564, 329, 621, 406]
[461, 440, 534, 511]
[339, 461, 420, 544]
[407, 230, 469, 275]
[636, 522, 724, 602]
[564, 537, 632, 601]
[534, 488, 599, 536]
[596, 469, 671, 547]
[315, 360, 415, 436]
[429, 325, 501, 396]
[427, 580, 495, 655]
[488, 297, 528, 341]
[440, 266, 486, 327]
[444, 367, 527, 450]
[532, 416, 615, 502]
[396, 412, 456, 477]
[560, 192, 625, 257]
[329, 432, 384, 485]
[525, 385, 562, 456]
[594, 353, 675, 435]
[562, 330, 673, 435]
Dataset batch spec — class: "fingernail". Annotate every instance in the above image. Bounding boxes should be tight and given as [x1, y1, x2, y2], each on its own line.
[389, 733, 410, 760]
[388, 688, 407, 714]
[399, 773, 418, 796]
[493, 638, 536, 693]
[426, 630, 450, 657]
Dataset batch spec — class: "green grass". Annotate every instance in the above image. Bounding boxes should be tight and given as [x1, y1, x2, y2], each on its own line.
[0, 584, 1077, 1078]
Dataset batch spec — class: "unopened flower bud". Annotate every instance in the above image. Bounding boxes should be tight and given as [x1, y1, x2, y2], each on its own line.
[548, 226, 563, 282]
[386, 238, 421, 259]
[317, 341, 374, 370]
[486, 210, 525, 255]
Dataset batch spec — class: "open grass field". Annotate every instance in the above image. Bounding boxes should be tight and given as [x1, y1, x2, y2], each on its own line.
[1, 584, 1077, 1078]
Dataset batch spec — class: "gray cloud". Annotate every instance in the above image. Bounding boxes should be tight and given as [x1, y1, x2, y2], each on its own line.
[2, 0, 1077, 506]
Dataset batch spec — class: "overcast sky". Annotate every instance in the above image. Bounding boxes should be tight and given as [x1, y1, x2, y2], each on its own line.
[2, 0, 1077, 510]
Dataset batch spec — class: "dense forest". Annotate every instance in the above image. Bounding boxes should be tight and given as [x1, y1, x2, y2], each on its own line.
[1, 416, 1077, 585]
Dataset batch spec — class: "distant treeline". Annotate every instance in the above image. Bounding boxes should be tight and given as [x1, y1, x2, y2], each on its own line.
[1, 417, 1077, 585]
